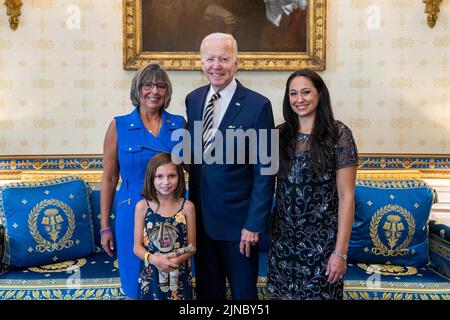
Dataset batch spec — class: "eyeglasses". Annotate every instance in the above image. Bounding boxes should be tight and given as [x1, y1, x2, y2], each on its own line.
[141, 82, 168, 91]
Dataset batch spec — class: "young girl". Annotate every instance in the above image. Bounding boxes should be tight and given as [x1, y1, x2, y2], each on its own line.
[133, 152, 196, 300]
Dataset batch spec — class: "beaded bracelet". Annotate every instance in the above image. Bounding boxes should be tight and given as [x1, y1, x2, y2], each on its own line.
[100, 228, 112, 235]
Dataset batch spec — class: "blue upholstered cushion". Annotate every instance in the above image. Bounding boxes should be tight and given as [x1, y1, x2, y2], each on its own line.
[90, 190, 117, 248]
[0, 251, 125, 300]
[429, 220, 450, 279]
[343, 262, 450, 300]
[429, 220, 450, 242]
[0, 177, 96, 268]
[348, 180, 436, 267]
[0, 224, 5, 273]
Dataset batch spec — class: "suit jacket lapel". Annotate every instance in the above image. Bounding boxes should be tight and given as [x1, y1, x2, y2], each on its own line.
[192, 85, 210, 122]
[217, 80, 246, 132]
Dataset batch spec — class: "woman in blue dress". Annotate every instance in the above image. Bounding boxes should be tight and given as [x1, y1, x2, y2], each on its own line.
[100, 62, 185, 299]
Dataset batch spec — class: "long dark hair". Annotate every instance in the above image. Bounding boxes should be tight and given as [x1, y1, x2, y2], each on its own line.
[141, 153, 186, 208]
[279, 69, 337, 176]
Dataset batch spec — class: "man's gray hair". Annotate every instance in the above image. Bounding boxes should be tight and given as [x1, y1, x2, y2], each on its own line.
[200, 33, 238, 61]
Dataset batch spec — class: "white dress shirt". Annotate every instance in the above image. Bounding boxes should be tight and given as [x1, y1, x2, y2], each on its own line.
[203, 79, 237, 129]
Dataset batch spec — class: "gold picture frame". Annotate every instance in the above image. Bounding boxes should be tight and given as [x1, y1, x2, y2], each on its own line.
[123, 0, 326, 71]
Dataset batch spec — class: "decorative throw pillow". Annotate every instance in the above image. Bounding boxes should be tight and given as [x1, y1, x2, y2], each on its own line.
[0, 177, 96, 268]
[348, 179, 437, 267]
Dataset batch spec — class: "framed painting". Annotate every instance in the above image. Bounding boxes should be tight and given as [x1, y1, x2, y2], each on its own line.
[123, 0, 326, 70]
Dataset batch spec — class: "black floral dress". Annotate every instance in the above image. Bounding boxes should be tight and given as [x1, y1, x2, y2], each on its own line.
[138, 199, 193, 300]
[267, 121, 358, 300]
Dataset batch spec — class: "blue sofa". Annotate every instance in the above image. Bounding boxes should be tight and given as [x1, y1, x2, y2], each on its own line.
[341, 179, 450, 300]
[1, 174, 449, 300]
[342, 223, 450, 300]
[0, 189, 126, 300]
[255, 222, 450, 300]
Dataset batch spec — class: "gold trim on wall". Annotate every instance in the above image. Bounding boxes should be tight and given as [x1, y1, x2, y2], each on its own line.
[423, 0, 443, 28]
[122, 0, 326, 70]
[19, 170, 103, 183]
[356, 170, 423, 181]
[2, 169, 447, 184]
[4, 0, 22, 31]
[1, 154, 449, 182]
[0, 170, 22, 181]
[416, 169, 450, 180]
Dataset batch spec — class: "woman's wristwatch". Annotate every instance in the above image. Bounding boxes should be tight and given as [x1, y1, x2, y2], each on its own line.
[333, 251, 348, 261]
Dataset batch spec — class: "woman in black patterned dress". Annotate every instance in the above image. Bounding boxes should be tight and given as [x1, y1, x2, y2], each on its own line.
[267, 69, 358, 300]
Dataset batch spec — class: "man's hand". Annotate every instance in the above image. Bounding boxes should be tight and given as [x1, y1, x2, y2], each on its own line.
[239, 228, 259, 257]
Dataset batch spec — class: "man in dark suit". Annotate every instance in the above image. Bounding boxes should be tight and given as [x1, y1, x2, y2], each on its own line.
[185, 33, 275, 300]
